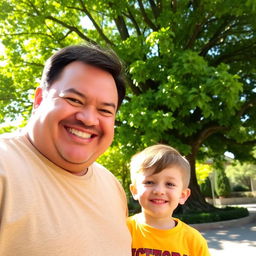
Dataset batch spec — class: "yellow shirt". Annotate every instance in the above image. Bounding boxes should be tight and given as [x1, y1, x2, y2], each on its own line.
[127, 213, 210, 256]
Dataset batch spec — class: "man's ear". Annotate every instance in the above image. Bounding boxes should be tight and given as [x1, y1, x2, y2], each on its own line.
[179, 188, 191, 205]
[33, 87, 43, 109]
[130, 184, 138, 201]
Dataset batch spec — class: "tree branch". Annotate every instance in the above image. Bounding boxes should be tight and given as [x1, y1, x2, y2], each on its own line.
[45, 16, 96, 44]
[0, 32, 55, 40]
[137, 0, 158, 31]
[77, 0, 115, 46]
[58, 30, 73, 42]
[216, 134, 256, 148]
[185, 22, 204, 49]
[236, 98, 256, 118]
[126, 77, 142, 95]
[113, 15, 130, 40]
[105, 3, 130, 40]
[191, 125, 227, 155]
[213, 40, 256, 66]
[171, 0, 177, 12]
[125, 7, 142, 36]
[200, 19, 236, 57]
[149, 0, 160, 19]
[22, 61, 44, 67]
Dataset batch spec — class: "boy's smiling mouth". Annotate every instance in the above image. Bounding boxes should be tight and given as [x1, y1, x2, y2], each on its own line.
[150, 199, 168, 204]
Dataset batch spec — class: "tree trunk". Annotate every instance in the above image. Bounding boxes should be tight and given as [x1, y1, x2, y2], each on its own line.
[176, 153, 215, 214]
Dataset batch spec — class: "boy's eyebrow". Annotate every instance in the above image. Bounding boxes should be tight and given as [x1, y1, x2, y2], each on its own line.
[61, 88, 117, 110]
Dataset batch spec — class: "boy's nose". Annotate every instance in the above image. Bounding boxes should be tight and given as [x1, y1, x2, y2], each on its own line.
[153, 185, 165, 195]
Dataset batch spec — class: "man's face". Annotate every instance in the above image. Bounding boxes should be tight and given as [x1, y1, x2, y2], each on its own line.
[27, 61, 118, 174]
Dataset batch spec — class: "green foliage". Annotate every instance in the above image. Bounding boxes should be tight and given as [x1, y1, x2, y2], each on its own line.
[97, 144, 132, 193]
[215, 167, 231, 197]
[196, 162, 213, 185]
[128, 197, 141, 216]
[175, 206, 249, 224]
[1, 0, 256, 210]
[226, 160, 256, 190]
[200, 177, 212, 198]
[232, 184, 250, 192]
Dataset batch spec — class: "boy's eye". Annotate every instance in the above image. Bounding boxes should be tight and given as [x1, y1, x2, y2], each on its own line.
[166, 182, 175, 187]
[143, 180, 154, 185]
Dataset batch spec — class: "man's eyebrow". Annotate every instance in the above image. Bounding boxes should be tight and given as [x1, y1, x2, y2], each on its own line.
[61, 88, 85, 98]
[62, 88, 117, 110]
[102, 102, 116, 110]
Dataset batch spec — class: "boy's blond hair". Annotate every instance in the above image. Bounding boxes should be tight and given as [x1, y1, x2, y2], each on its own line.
[130, 144, 191, 188]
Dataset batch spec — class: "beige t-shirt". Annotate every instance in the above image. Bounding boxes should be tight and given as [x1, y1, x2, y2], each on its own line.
[0, 133, 131, 256]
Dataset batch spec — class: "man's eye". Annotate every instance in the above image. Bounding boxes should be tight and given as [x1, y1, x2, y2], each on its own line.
[66, 97, 82, 104]
[99, 109, 113, 116]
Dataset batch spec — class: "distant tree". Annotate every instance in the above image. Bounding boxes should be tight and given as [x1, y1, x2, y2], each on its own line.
[97, 144, 131, 193]
[196, 162, 213, 185]
[1, 0, 256, 212]
[200, 177, 212, 198]
[226, 161, 256, 190]
[215, 167, 231, 197]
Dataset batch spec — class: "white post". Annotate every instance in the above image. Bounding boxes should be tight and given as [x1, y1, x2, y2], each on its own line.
[251, 177, 256, 197]
[209, 171, 216, 207]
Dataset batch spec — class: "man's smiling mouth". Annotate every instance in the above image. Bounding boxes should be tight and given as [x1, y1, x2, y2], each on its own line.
[67, 128, 93, 139]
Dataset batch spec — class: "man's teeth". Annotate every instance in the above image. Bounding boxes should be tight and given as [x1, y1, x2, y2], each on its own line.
[68, 128, 92, 139]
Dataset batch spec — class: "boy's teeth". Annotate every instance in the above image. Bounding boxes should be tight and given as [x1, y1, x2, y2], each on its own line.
[68, 128, 91, 139]
[152, 199, 165, 203]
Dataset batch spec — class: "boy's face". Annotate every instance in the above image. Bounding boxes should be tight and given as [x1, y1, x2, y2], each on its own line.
[130, 166, 190, 221]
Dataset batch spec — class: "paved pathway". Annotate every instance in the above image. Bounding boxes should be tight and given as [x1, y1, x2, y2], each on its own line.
[200, 204, 256, 255]
[202, 221, 256, 255]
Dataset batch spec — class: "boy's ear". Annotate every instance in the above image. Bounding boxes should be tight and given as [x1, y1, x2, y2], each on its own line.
[179, 188, 191, 205]
[33, 87, 43, 109]
[130, 184, 138, 200]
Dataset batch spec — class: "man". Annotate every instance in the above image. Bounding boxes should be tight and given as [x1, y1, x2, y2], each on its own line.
[0, 45, 131, 255]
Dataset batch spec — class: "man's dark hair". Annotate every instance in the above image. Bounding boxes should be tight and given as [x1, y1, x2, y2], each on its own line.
[41, 44, 126, 109]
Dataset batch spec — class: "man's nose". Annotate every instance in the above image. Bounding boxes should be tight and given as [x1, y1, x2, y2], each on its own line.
[75, 107, 99, 126]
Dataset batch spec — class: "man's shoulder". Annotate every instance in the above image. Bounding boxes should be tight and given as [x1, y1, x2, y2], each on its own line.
[92, 162, 114, 177]
[91, 162, 125, 190]
[0, 132, 16, 140]
[0, 130, 25, 148]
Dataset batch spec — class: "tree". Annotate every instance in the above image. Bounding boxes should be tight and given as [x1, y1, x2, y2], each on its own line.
[215, 167, 231, 197]
[200, 177, 212, 198]
[1, 0, 256, 212]
[195, 162, 213, 185]
[97, 144, 131, 194]
[226, 160, 256, 190]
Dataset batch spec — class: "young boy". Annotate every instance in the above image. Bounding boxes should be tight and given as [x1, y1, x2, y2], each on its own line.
[127, 144, 210, 256]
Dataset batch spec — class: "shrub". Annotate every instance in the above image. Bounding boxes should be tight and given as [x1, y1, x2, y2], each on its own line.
[232, 184, 250, 192]
[200, 176, 212, 198]
[215, 168, 231, 197]
[174, 207, 249, 224]
[128, 196, 141, 215]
